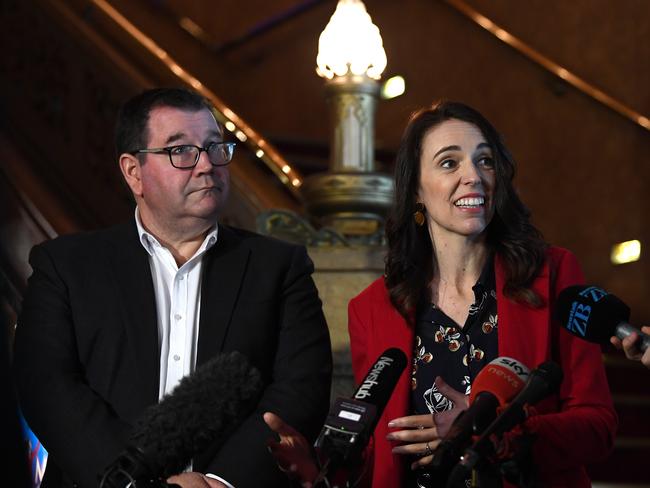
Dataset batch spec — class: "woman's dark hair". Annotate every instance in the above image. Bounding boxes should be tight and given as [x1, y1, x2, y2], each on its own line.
[115, 87, 214, 158]
[385, 100, 547, 322]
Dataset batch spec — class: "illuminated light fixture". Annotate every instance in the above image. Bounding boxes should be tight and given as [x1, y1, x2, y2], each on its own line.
[179, 17, 204, 38]
[292, 178, 301, 187]
[557, 68, 570, 80]
[303, 0, 394, 235]
[224, 121, 236, 132]
[381, 75, 406, 99]
[316, 0, 386, 80]
[235, 130, 248, 142]
[611, 240, 641, 265]
[494, 28, 510, 41]
[255, 149, 265, 158]
[282, 165, 291, 174]
[477, 17, 494, 29]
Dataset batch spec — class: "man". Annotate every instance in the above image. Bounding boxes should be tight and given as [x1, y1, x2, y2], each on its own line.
[13, 88, 332, 488]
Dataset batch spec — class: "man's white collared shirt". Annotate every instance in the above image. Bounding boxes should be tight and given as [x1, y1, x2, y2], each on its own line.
[135, 209, 218, 399]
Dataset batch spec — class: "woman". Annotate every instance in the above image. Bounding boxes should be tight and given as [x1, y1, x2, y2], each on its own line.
[265, 101, 617, 487]
[348, 101, 617, 487]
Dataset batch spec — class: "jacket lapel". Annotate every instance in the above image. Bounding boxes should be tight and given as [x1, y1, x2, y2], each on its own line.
[196, 225, 250, 366]
[495, 254, 552, 368]
[106, 222, 160, 405]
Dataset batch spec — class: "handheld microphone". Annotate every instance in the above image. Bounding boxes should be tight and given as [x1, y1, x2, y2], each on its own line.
[430, 357, 530, 470]
[100, 351, 263, 488]
[556, 285, 650, 352]
[314, 348, 407, 473]
[449, 361, 563, 483]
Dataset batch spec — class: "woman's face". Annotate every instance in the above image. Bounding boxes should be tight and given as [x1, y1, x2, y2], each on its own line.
[417, 118, 496, 242]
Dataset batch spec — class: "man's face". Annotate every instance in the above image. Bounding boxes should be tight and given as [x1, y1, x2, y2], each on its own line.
[128, 106, 229, 232]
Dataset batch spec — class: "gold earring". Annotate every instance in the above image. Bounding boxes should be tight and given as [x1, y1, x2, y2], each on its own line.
[414, 203, 426, 226]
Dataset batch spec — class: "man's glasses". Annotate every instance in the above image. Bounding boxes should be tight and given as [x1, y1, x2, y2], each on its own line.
[131, 142, 236, 169]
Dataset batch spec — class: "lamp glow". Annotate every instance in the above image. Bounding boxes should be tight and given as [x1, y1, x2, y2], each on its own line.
[611, 240, 641, 265]
[381, 75, 406, 99]
[316, 0, 386, 80]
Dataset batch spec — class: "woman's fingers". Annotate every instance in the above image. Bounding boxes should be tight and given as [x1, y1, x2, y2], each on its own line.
[388, 413, 435, 429]
[386, 426, 438, 443]
[391, 440, 439, 456]
[411, 454, 435, 469]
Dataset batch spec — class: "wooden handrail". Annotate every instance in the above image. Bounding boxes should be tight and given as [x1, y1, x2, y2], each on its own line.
[444, 0, 650, 132]
[89, 0, 306, 198]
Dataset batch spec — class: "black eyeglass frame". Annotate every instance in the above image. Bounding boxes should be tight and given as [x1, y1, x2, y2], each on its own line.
[130, 142, 236, 169]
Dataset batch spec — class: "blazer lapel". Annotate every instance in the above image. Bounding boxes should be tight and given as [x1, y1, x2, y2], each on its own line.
[196, 226, 250, 366]
[495, 254, 552, 368]
[107, 222, 160, 405]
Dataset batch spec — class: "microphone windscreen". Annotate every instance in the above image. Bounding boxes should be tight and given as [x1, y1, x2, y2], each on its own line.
[556, 285, 630, 345]
[469, 357, 529, 406]
[130, 351, 263, 478]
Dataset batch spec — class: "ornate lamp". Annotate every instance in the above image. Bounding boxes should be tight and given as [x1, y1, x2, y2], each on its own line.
[302, 0, 393, 238]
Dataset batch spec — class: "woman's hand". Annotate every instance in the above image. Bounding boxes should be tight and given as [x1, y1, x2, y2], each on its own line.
[386, 377, 468, 469]
[611, 326, 650, 368]
[263, 412, 319, 487]
[166, 472, 227, 488]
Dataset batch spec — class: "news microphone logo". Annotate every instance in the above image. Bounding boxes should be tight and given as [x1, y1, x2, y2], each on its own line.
[354, 354, 396, 400]
[485, 357, 529, 384]
[564, 286, 608, 338]
[556, 285, 650, 351]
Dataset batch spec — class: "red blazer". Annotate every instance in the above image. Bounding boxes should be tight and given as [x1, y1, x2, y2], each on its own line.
[348, 247, 617, 488]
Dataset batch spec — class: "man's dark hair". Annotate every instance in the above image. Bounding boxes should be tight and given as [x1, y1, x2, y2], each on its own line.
[385, 100, 547, 322]
[114, 87, 214, 158]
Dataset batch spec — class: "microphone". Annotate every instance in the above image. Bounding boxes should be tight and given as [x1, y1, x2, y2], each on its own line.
[314, 348, 407, 474]
[100, 351, 263, 488]
[449, 361, 563, 483]
[430, 357, 530, 470]
[556, 285, 650, 352]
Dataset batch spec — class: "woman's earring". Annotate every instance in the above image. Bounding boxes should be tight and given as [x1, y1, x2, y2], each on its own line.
[414, 203, 426, 226]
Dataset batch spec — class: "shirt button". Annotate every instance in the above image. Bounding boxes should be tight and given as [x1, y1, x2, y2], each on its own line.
[174, 314, 182, 321]
[173, 354, 181, 361]
[178, 275, 184, 281]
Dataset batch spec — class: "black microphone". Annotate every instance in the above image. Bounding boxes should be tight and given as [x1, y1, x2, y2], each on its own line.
[556, 285, 650, 352]
[430, 357, 530, 471]
[314, 348, 407, 475]
[449, 361, 563, 484]
[100, 351, 263, 488]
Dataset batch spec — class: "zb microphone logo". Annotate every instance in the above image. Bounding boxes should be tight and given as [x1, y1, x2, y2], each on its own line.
[566, 286, 607, 337]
